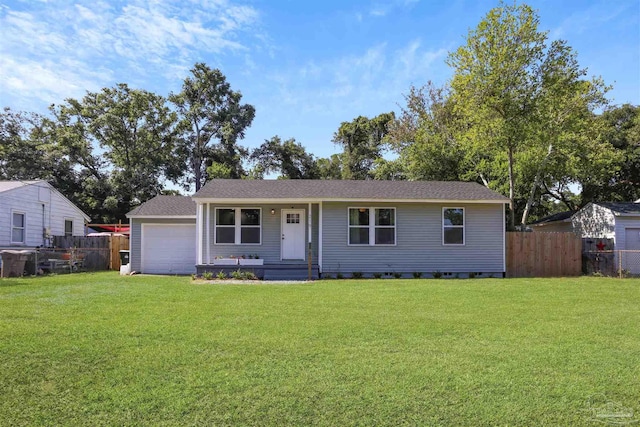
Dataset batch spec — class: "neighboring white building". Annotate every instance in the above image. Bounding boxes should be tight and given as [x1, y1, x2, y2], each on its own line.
[0, 180, 90, 248]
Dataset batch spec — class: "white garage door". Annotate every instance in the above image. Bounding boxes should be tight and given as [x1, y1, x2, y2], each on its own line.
[142, 224, 196, 274]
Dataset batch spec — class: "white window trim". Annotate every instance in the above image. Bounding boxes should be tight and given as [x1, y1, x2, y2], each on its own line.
[64, 218, 74, 237]
[347, 207, 397, 246]
[442, 207, 465, 246]
[11, 210, 26, 244]
[214, 207, 262, 245]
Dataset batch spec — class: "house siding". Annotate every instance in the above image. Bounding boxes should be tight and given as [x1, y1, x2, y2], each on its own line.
[203, 203, 319, 265]
[321, 202, 505, 276]
[129, 218, 195, 272]
[615, 216, 640, 251]
[0, 183, 86, 247]
[571, 203, 616, 239]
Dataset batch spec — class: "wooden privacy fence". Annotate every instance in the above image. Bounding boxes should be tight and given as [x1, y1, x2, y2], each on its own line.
[52, 235, 129, 271]
[506, 232, 582, 278]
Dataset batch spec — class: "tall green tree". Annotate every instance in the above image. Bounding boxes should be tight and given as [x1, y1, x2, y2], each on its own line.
[316, 154, 343, 180]
[332, 112, 394, 180]
[250, 136, 319, 179]
[386, 83, 464, 182]
[447, 2, 611, 228]
[52, 84, 181, 220]
[581, 104, 640, 202]
[170, 63, 255, 190]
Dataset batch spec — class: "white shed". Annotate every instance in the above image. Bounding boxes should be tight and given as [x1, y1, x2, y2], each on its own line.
[0, 181, 90, 248]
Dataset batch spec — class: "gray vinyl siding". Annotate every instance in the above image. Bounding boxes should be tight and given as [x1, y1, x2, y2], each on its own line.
[130, 218, 195, 272]
[321, 202, 505, 274]
[615, 216, 640, 250]
[203, 203, 319, 265]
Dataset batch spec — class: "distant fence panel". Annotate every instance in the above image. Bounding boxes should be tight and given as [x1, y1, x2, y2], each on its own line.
[52, 235, 129, 271]
[506, 232, 582, 278]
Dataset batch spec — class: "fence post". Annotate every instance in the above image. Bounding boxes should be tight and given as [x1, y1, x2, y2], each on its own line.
[619, 250, 622, 279]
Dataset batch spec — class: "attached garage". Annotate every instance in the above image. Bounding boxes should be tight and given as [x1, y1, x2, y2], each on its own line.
[141, 224, 196, 274]
[126, 195, 197, 275]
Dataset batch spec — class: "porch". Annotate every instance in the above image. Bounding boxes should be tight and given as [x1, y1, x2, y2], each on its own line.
[196, 263, 320, 280]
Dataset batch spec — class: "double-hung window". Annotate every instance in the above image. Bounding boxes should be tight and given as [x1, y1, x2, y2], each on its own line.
[11, 211, 25, 244]
[348, 208, 396, 245]
[64, 219, 73, 237]
[215, 208, 261, 244]
[443, 207, 465, 245]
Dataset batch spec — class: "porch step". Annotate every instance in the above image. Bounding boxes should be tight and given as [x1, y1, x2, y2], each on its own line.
[263, 268, 318, 281]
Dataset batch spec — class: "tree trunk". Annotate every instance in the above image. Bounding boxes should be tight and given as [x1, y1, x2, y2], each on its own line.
[521, 144, 553, 227]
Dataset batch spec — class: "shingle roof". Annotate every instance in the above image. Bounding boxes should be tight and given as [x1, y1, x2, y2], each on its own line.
[596, 202, 640, 215]
[127, 195, 196, 217]
[193, 179, 509, 201]
[0, 180, 42, 194]
[529, 210, 576, 225]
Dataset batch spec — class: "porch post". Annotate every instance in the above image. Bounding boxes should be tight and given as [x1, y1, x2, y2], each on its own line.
[308, 202, 312, 280]
[196, 202, 204, 265]
[319, 201, 323, 274]
[206, 203, 210, 264]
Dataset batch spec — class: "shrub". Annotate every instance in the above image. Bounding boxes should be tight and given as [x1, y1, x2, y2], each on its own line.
[242, 271, 258, 280]
[373, 272, 383, 279]
[231, 269, 243, 280]
[336, 272, 344, 279]
[202, 271, 213, 280]
[352, 272, 363, 279]
[216, 270, 227, 280]
[191, 273, 198, 280]
[432, 271, 442, 279]
[412, 272, 422, 279]
[393, 272, 402, 279]
[468, 272, 476, 279]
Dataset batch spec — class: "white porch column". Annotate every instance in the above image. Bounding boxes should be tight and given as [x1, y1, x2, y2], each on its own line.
[318, 201, 323, 273]
[206, 203, 211, 265]
[196, 202, 204, 265]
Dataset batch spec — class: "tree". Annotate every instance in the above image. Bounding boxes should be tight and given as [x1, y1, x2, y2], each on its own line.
[170, 63, 255, 190]
[447, 2, 611, 228]
[316, 154, 343, 180]
[52, 84, 181, 220]
[250, 136, 319, 179]
[332, 112, 394, 180]
[581, 104, 640, 202]
[386, 83, 464, 182]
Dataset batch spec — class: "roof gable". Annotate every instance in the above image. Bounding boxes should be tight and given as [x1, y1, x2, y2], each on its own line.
[0, 180, 90, 221]
[193, 179, 509, 202]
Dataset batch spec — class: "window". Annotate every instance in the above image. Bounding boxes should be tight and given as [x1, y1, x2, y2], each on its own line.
[11, 212, 25, 244]
[443, 208, 465, 245]
[348, 208, 396, 245]
[215, 208, 261, 245]
[286, 213, 300, 224]
[65, 219, 73, 237]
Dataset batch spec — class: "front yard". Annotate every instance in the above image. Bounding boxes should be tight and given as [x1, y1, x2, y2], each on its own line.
[0, 273, 638, 425]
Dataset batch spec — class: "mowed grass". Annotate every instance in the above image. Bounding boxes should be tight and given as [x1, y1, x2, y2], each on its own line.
[0, 273, 639, 426]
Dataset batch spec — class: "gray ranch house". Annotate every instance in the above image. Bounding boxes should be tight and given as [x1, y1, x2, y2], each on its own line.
[127, 179, 509, 279]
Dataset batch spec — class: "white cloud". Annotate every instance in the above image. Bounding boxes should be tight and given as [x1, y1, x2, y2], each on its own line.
[369, 0, 419, 17]
[266, 39, 447, 116]
[0, 0, 260, 110]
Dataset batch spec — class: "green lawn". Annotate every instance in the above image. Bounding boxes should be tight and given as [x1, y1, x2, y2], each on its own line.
[0, 273, 638, 426]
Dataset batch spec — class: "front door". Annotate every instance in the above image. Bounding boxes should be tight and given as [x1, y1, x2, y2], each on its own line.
[281, 209, 305, 260]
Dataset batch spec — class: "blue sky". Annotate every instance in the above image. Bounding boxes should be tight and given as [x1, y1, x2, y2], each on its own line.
[1, 0, 638, 160]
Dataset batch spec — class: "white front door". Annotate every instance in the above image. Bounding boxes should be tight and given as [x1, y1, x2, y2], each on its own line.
[281, 209, 305, 260]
